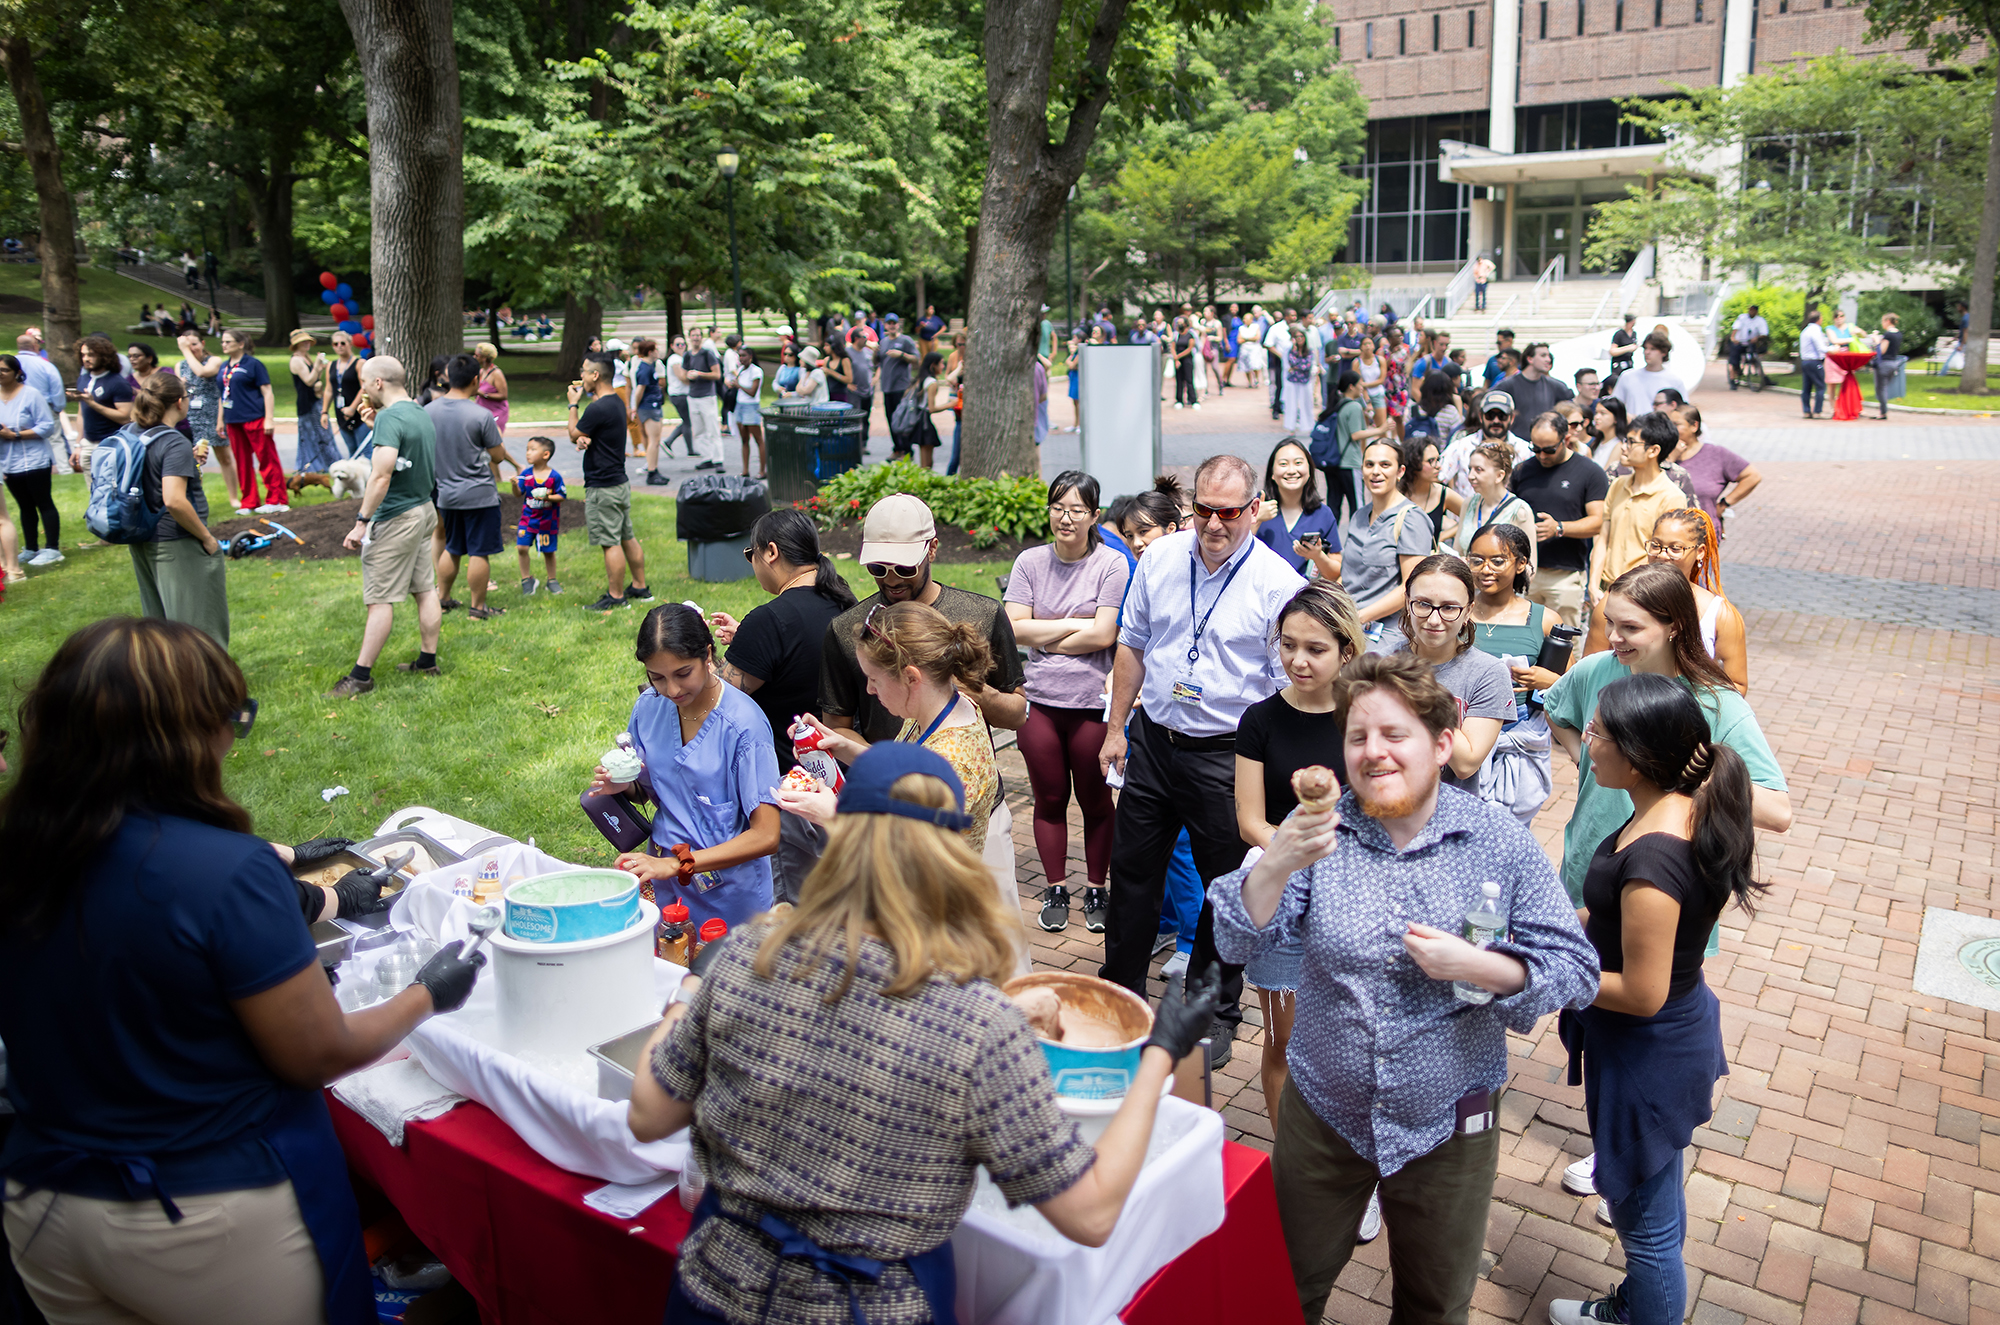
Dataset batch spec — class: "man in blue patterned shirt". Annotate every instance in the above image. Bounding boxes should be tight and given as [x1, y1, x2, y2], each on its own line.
[1211, 652, 1599, 1324]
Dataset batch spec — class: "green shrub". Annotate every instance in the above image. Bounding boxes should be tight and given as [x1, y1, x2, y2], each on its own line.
[1719, 285, 1816, 360]
[1856, 290, 1942, 358]
[807, 461, 1053, 542]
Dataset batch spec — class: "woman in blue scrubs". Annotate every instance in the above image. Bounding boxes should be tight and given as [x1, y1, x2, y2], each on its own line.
[592, 605, 781, 929]
[0, 618, 484, 1325]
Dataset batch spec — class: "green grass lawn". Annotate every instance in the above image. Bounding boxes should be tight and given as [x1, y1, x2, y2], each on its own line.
[0, 475, 1008, 863]
[1762, 363, 2000, 413]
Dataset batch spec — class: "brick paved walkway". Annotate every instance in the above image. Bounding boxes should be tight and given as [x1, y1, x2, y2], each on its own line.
[1006, 368, 2000, 1325]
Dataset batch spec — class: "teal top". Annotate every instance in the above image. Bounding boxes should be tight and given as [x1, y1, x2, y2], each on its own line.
[1543, 651, 1787, 906]
[1473, 601, 1547, 706]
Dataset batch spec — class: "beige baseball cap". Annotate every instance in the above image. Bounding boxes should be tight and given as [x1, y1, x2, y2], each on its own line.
[858, 494, 937, 566]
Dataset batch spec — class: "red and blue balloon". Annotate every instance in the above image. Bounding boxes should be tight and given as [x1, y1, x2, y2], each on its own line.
[318, 270, 371, 353]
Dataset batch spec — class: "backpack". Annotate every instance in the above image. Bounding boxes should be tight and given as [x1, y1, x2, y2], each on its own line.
[889, 384, 927, 450]
[85, 424, 171, 544]
[1307, 412, 1342, 468]
[1404, 408, 1441, 441]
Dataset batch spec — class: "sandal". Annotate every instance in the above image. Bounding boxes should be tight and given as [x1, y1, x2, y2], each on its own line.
[468, 605, 506, 620]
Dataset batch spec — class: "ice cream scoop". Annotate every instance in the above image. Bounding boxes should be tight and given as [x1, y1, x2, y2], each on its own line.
[1291, 765, 1339, 814]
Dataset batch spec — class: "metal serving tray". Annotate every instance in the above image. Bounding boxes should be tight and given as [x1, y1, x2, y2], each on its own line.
[586, 1021, 660, 1103]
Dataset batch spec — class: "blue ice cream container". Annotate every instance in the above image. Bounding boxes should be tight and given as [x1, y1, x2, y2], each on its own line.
[1002, 972, 1154, 1101]
[503, 869, 642, 943]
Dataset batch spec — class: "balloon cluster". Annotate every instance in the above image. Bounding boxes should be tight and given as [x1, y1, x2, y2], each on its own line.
[318, 271, 375, 355]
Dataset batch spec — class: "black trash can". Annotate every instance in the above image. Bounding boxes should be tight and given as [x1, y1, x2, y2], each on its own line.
[676, 475, 772, 583]
[765, 402, 866, 504]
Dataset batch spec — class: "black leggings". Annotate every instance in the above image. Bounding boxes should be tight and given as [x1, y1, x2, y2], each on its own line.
[1322, 464, 1361, 527]
[1174, 360, 1197, 406]
[4, 468, 57, 550]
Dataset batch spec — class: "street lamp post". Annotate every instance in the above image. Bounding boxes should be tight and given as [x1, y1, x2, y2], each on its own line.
[717, 148, 744, 343]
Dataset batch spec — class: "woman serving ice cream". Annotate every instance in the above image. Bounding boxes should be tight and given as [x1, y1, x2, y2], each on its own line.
[588, 604, 781, 929]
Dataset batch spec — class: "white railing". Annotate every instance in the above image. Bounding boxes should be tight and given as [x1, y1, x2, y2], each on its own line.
[1585, 245, 1655, 331]
[1439, 257, 1480, 318]
[1702, 278, 1742, 358]
[1526, 255, 1565, 316]
[1490, 291, 1521, 327]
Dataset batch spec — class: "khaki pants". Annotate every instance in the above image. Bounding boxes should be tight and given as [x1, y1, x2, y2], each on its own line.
[4, 1179, 323, 1325]
[130, 539, 229, 648]
[1273, 1078, 1500, 1325]
[1529, 566, 1588, 631]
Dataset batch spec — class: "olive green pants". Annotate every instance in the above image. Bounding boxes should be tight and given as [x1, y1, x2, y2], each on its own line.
[131, 539, 230, 648]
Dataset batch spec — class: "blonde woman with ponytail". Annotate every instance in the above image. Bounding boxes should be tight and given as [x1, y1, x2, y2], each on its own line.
[789, 600, 1000, 849]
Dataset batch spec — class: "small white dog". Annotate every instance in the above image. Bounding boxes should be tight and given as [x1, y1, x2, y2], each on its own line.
[289, 457, 372, 501]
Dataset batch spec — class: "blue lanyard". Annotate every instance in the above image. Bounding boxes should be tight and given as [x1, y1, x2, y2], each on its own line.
[1187, 549, 1249, 665]
[910, 696, 957, 747]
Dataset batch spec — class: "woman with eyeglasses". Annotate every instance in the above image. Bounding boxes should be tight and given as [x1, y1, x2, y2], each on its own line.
[0, 618, 486, 1325]
[1465, 524, 1559, 823]
[588, 604, 782, 929]
[1540, 562, 1790, 1217]
[1002, 471, 1131, 932]
[1584, 508, 1747, 694]
[1340, 438, 1435, 636]
[1449, 439, 1539, 575]
[1398, 435, 1458, 552]
[1389, 555, 1517, 789]
[1546, 673, 1757, 1325]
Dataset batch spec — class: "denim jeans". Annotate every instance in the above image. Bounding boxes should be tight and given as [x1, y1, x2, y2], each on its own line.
[1799, 360, 1826, 415]
[1606, 1151, 1689, 1325]
[338, 420, 373, 462]
[946, 417, 961, 475]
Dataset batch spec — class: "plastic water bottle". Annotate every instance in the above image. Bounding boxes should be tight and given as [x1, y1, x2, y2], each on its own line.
[1455, 882, 1505, 1006]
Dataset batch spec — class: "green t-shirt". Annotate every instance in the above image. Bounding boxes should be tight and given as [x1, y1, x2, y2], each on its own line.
[370, 400, 436, 524]
[1336, 397, 1366, 469]
[1543, 650, 1787, 906]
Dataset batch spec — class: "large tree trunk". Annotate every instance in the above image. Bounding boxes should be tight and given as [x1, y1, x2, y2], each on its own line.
[1958, 63, 2000, 395]
[961, 0, 1130, 479]
[913, 269, 925, 324]
[341, 0, 464, 377]
[241, 144, 299, 343]
[1, 35, 81, 379]
[558, 291, 603, 379]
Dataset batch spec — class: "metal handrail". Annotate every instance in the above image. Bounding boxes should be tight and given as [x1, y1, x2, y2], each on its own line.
[1588, 285, 1615, 330]
[1615, 245, 1654, 325]
[1526, 255, 1565, 316]
[1490, 291, 1521, 327]
[1440, 257, 1480, 318]
[1702, 278, 1742, 358]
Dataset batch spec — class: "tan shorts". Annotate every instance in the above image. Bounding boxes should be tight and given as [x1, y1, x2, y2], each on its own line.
[586, 483, 634, 547]
[361, 500, 439, 605]
[1528, 567, 1588, 631]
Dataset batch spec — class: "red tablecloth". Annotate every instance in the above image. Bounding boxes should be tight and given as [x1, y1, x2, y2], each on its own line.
[332, 1096, 1296, 1325]
[1827, 349, 1876, 420]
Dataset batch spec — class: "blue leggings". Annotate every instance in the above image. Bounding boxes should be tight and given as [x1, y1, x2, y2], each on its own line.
[1158, 829, 1202, 956]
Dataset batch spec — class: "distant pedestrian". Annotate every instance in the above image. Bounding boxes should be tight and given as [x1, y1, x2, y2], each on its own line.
[568, 355, 653, 613]
[1473, 252, 1495, 310]
[127, 374, 229, 646]
[427, 353, 514, 621]
[733, 347, 765, 478]
[217, 331, 283, 514]
[473, 341, 509, 433]
[288, 330, 340, 475]
[0, 353, 62, 569]
[682, 333, 725, 472]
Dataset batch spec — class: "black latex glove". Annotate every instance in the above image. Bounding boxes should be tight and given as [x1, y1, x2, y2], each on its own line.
[331, 868, 390, 919]
[686, 932, 728, 978]
[1147, 962, 1222, 1061]
[292, 837, 357, 866]
[415, 940, 487, 1013]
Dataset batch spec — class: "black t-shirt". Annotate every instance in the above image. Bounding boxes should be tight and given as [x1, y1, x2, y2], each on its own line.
[1495, 372, 1574, 439]
[140, 426, 208, 543]
[1879, 330, 1904, 359]
[577, 392, 629, 488]
[80, 371, 135, 443]
[727, 585, 847, 770]
[1582, 828, 1720, 1002]
[1235, 693, 1347, 824]
[1510, 452, 1609, 573]
[684, 349, 719, 399]
[819, 585, 1026, 744]
[1609, 329, 1636, 364]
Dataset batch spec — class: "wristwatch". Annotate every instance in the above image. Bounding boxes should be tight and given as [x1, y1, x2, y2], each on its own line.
[668, 842, 697, 885]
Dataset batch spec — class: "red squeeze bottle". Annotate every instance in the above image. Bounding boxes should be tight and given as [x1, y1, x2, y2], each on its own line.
[658, 901, 691, 965]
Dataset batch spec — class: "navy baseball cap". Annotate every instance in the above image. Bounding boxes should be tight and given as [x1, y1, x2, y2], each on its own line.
[836, 744, 972, 831]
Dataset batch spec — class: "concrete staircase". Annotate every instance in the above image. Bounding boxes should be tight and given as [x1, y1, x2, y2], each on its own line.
[1425, 278, 1641, 361]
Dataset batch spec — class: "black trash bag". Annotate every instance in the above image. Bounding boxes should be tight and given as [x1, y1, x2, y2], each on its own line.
[675, 475, 772, 541]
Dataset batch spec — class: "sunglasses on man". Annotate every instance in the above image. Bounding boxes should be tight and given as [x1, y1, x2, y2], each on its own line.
[1191, 501, 1252, 522]
[864, 561, 923, 580]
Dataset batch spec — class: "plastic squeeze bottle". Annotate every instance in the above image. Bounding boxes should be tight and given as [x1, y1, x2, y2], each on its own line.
[658, 901, 691, 965]
[1455, 882, 1506, 1006]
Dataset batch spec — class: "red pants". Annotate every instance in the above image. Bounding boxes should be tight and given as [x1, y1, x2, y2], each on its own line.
[226, 419, 286, 510]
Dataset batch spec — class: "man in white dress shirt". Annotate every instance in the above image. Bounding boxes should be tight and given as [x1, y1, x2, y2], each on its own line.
[1098, 455, 1305, 1064]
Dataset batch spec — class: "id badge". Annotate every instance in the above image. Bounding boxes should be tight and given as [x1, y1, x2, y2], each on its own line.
[1455, 1088, 1497, 1135]
[693, 869, 725, 894]
[1170, 678, 1204, 705]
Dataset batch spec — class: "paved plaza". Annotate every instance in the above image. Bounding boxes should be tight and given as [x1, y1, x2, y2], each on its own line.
[1008, 364, 2000, 1325]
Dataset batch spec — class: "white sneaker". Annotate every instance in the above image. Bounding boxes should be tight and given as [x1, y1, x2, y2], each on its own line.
[1357, 1188, 1382, 1243]
[270, 504, 291, 513]
[32, 548, 63, 565]
[1596, 1198, 1612, 1227]
[1159, 949, 1189, 984]
[254, 503, 282, 515]
[234, 507, 253, 517]
[1562, 1152, 1597, 1195]
[1549, 1294, 1625, 1324]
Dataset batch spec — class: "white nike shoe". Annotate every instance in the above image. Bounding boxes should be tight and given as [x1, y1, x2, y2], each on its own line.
[1562, 1152, 1597, 1196]
[1357, 1188, 1382, 1243]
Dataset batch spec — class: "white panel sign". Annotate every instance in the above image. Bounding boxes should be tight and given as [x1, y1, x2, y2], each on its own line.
[1078, 344, 1163, 501]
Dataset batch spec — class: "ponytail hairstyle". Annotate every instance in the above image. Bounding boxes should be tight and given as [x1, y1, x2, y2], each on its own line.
[1046, 469, 1104, 550]
[747, 508, 857, 611]
[1653, 507, 1722, 594]
[634, 603, 715, 665]
[1467, 523, 1533, 597]
[1594, 673, 1763, 916]
[858, 601, 992, 694]
[133, 372, 187, 427]
[1604, 562, 1735, 694]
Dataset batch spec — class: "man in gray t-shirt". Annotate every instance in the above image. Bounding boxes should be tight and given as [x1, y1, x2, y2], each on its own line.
[424, 354, 512, 616]
[876, 315, 918, 447]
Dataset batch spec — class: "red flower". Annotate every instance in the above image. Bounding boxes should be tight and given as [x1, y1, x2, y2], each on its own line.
[849, 499, 861, 508]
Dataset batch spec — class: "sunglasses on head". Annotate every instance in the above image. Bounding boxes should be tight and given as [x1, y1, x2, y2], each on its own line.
[1191, 501, 1251, 522]
[860, 601, 891, 642]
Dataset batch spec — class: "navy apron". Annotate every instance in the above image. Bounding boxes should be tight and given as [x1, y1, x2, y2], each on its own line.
[666, 1185, 956, 1325]
[4, 1086, 374, 1325]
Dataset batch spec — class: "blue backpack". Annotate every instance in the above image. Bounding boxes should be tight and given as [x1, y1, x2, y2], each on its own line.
[85, 424, 169, 544]
[1307, 412, 1342, 468]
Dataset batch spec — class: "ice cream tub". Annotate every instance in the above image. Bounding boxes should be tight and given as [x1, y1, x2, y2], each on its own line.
[503, 869, 642, 944]
[1002, 972, 1154, 1101]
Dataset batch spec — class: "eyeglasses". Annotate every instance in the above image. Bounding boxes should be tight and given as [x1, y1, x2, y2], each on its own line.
[1048, 505, 1093, 523]
[1408, 600, 1466, 622]
[232, 698, 258, 739]
[1582, 718, 1603, 743]
[1463, 555, 1514, 570]
[864, 560, 923, 580]
[1191, 501, 1251, 522]
[1645, 540, 1696, 558]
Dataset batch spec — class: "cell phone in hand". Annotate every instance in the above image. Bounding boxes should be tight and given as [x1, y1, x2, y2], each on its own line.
[1298, 532, 1325, 548]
